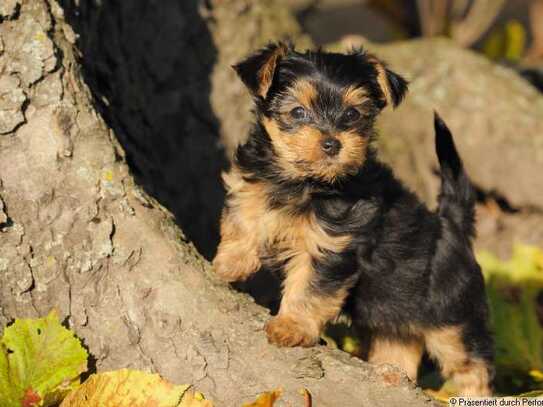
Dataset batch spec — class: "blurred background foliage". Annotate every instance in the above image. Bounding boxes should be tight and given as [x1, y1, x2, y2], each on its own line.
[480, 245, 543, 393]
[293, 0, 543, 90]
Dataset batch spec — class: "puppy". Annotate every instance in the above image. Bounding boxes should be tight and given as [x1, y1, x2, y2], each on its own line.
[213, 42, 493, 396]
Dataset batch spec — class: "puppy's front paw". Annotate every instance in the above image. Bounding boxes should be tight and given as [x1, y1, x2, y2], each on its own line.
[212, 257, 243, 283]
[265, 315, 319, 347]
[212, 252, 260, 283]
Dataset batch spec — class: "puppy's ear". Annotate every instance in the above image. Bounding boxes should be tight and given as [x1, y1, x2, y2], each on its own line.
[233, 42, 289, 99]
[367, 54, 408, 108]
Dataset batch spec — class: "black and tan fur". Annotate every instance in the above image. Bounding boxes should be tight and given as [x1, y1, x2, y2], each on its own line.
[213, 42, 494, 395]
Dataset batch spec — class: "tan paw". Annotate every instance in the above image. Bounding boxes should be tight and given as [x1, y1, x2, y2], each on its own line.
[212, 253, 260, 283]
[264, 315, 319, 347]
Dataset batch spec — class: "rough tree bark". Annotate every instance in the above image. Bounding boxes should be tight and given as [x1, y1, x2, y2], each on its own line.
[0, 1, 436, 406]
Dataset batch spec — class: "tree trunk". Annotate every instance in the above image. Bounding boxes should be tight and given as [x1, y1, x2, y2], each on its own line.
[0, 0, 436, 406]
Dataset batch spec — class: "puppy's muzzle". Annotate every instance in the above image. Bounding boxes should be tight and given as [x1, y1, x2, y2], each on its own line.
[321, 138, 341, 156]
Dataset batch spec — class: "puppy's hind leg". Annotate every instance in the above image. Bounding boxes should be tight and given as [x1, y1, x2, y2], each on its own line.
[368, 335, 424, 382]
[424, 324, 493, 396]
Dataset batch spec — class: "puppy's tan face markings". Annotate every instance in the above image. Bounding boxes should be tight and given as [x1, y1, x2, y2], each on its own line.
[265, 80, 373, 182]
[291, 80, 318, 110]
[343, 85, 370, 107]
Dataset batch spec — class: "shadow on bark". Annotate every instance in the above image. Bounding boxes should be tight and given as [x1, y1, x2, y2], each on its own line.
[61, 0, 225, 259]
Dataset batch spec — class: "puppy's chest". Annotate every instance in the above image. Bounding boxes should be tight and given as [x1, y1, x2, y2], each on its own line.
[248, 197, 346, 259]
[226, 175, 351, 262]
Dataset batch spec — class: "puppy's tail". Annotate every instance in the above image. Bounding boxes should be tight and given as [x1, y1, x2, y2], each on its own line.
[434, 112, 476, 238]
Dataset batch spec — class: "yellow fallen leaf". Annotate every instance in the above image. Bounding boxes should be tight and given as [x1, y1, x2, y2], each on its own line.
[529, 369, 543, 382]
[242, 389, 282, 407]
[423, 389, 450, 405]
[60, 369, 213, 407]
[179, 388, 213, 407]
[342, 335, 361, 356]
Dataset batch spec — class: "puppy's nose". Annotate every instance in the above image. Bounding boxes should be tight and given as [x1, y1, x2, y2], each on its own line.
[321, 138, 341, 156]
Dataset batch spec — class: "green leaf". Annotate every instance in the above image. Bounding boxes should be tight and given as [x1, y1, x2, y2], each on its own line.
[478, 245, 543, 392]
[0, 310, 88, 407]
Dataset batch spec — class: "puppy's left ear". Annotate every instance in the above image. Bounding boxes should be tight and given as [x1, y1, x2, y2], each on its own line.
[233, 42, 290, 99]
[368, 55, 408, 108]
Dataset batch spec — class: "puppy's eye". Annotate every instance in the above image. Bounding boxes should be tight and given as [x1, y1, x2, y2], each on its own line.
[342, 107, 360, 122]
[290, 106, 307, 120]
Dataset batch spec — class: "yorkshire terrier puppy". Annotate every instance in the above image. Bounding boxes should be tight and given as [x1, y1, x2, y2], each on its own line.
[213, 42, 493, 396]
